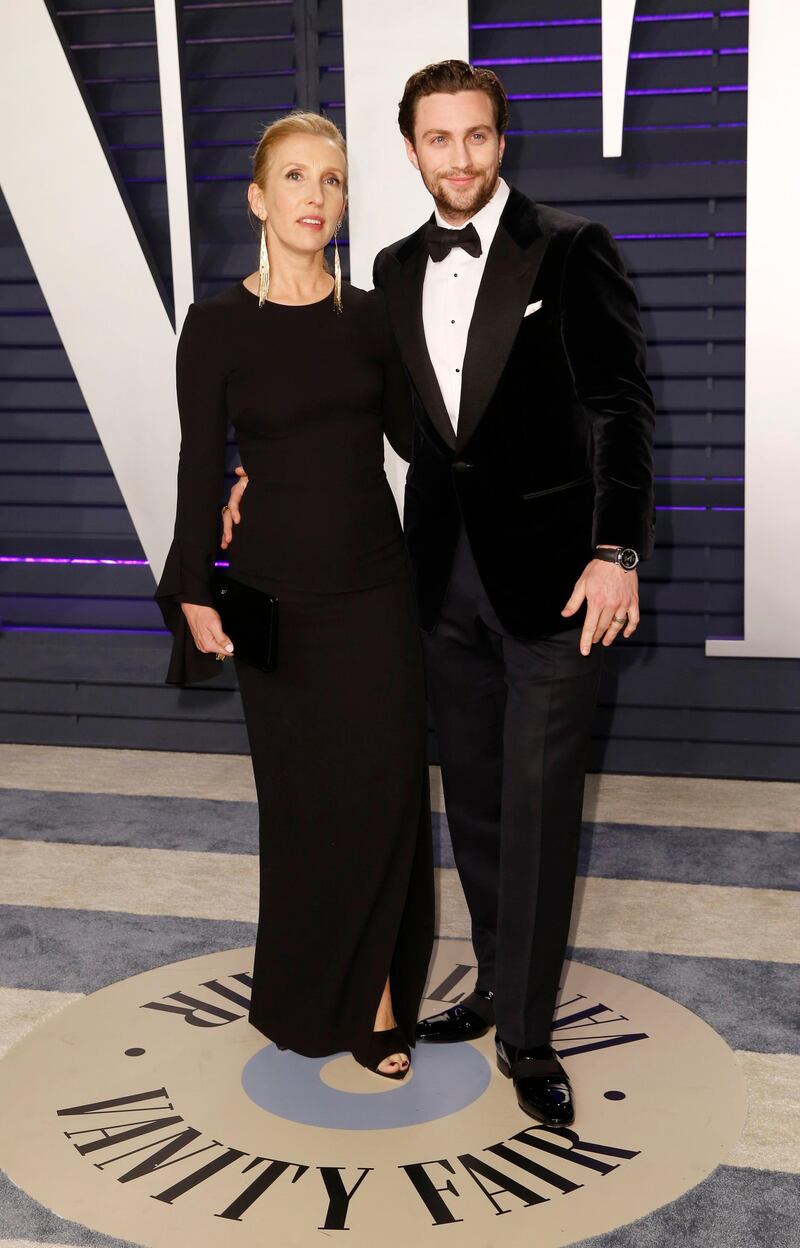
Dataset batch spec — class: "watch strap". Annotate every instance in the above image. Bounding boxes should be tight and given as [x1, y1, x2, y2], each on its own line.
[594, 546, 640, 570]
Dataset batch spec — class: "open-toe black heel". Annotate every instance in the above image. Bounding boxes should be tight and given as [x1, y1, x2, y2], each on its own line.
[353, 1027, 410, 1080]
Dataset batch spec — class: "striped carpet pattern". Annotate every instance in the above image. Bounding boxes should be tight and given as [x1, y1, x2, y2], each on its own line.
[0, 744, 798, 1247]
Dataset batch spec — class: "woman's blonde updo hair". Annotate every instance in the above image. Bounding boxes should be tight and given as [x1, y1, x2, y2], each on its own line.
[251, 111, 348, 197]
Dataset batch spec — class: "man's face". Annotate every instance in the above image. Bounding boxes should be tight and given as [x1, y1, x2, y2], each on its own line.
[405, 90, 505, 225]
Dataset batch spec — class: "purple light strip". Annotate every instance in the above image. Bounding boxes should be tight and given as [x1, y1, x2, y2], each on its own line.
[473, 48, 746, 67]
[1, 556, 147, 567]
[473, 16, 602, 28]
[628, 122, 746, 133]
[628, 86, 715, 96]
[187, 68, 295, 81]
[510, 85, 730, 101]
[472, 11, 748, 29]
[69, 33, 292, 49]
[511, 90, 601, 101]
[3, 625, 170, 636]
[56, 6, 156, 13]
[184, 2, 291, 9]
[614, 231, 745, 240]
[98, 102, 294, 119]
[506, 121, 746, 136]
[86, 68, 296, 86]
[70, 40, 156, 50]
[185, 33, 291, 45]
[0, 556, 231, 568]
[184, 1, 290, 8]
[617, 232, 705, 239]
[635, 8, 740, 18]
[189, 103, 294, 114]
[57, 2, 291, 12]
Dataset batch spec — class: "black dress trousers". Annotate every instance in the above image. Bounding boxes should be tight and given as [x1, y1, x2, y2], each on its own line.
[422, 529, 603, 1049]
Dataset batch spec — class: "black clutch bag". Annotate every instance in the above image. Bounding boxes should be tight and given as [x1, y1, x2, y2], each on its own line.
[210, 570, 279, 674]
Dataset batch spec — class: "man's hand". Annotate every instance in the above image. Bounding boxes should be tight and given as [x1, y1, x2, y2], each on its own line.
[561, 558, 640, 656]
[221, 466, 249, 550]
[180, 603, 234, 658]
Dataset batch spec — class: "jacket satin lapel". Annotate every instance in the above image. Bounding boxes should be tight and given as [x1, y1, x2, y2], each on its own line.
[387, 235, 456, 450]
[456, 216, 549, 451]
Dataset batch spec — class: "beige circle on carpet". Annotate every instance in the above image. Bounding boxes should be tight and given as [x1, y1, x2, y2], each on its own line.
[0, 940, 745, 1248]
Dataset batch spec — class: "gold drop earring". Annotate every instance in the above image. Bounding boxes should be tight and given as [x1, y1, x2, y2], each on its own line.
[258, 217, 270, 308]
[333, 221, 343, 314]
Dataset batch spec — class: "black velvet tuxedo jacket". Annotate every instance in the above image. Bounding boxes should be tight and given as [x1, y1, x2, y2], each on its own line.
[373, 186, 656, 637]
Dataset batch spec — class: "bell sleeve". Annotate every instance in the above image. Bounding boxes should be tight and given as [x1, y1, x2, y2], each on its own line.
[154, 302, 229, 685]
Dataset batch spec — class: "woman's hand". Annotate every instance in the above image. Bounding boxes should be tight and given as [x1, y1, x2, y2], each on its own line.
[181, 603, 234, 657]
[221, 466, 249, 550]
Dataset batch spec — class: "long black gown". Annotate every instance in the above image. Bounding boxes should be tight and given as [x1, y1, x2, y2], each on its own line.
[155, 281, 434, 1058]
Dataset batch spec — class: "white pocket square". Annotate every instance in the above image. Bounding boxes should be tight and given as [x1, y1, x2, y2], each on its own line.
[524, 300, 543, 317]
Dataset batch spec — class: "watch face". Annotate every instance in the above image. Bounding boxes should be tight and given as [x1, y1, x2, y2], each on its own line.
[619, 548, 639, 570]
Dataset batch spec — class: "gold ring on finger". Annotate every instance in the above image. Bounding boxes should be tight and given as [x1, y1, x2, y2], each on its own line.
[221, 505, 230, 516]
[612, 615, 627, 624]
[215, 653, 226, 662]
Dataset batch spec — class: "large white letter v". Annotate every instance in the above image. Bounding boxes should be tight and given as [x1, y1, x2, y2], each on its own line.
[0, 0, 193, 580]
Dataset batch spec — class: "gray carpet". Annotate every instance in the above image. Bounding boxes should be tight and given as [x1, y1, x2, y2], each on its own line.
[2, 787, 797, 888]
[2, 781, 797, 1248]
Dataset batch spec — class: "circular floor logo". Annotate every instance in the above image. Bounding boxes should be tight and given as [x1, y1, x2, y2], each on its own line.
[0, 941, 745, 1247]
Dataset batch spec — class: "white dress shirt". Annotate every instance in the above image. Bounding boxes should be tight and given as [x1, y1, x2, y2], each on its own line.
[422, 178, 510, 433]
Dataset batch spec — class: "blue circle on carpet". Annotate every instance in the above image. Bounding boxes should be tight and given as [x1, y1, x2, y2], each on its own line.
[241, 1041, 491, 1130]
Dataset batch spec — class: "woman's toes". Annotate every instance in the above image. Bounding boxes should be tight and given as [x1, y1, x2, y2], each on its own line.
[378, 1053, 408, 1075]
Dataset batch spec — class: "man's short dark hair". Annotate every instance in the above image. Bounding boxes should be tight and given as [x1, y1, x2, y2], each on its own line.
[398, 59, 510, 144]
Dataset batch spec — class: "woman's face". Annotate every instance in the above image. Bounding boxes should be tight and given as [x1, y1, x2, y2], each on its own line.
[250, 133, 347, 254]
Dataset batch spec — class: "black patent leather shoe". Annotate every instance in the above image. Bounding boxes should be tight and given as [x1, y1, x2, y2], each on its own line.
[495, 1037, 574, 1126]
[416, 990, 494, 1044]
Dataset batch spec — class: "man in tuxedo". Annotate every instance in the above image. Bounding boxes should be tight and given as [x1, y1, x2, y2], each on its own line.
[224, 61, 654, 1126]
[373, 60, 655, 1127]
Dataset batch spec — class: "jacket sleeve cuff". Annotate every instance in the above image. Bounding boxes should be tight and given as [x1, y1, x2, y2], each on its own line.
[592, 491, 655, 560]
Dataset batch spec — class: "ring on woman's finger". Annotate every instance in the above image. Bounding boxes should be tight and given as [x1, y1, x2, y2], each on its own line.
[215, 653, 227, 662]
[612, 615, 627, 625]
[221, 504, 231, 517]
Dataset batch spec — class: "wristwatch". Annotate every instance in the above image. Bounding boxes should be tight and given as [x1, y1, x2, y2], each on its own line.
[594, 546, 640, 571]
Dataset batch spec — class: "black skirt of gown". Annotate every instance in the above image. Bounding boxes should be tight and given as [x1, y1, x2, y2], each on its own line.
[155, 280, 434, 1058]
[238, 576, 432, 1056]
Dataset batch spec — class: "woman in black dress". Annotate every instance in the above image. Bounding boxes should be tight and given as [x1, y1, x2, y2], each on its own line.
[156, 112, 433, 1078]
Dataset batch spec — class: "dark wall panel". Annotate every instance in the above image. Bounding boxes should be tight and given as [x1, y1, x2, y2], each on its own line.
[2, 0, 799, 779]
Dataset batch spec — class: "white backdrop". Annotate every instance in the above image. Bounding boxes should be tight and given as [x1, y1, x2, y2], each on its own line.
[342, 0, 469, 513]
[704, 1, 800, 658]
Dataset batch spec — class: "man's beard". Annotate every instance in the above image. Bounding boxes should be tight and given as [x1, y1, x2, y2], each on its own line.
[426, 165, 499, 223]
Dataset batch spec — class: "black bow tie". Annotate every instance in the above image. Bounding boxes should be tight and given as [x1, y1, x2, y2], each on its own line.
[424, 220, 482, 262]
